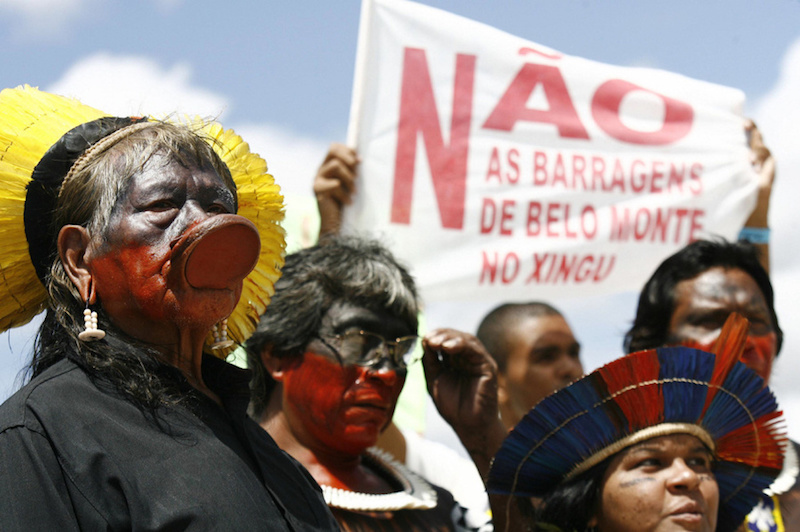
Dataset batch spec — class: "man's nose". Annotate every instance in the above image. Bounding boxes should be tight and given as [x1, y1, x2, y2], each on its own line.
[363, 360, 400, 386]
[665, 459, 701, 491]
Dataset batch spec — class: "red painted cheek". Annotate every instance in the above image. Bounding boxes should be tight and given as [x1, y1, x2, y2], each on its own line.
[283, 354, 351, 428]
[283, 355, 404, 454]
[692, 332, 776, 385]
[90, 244, 171, 321]
[740, 333, 777, 384]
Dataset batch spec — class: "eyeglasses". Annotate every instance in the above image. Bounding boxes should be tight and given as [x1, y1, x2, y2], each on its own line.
[315, 330, 421, 369]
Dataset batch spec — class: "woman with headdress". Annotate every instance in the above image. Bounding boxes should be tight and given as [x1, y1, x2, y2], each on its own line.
[488, 314, 786, 532]
[0, 86, 338, 530]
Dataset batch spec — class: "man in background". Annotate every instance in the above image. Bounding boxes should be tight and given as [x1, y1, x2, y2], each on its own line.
[477, 302, 583, 431]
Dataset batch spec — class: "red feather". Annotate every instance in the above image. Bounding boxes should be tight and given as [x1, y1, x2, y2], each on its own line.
[715, 410, 786, 471]
[701, 313, 748, 415]
[600, 350, 663, 431]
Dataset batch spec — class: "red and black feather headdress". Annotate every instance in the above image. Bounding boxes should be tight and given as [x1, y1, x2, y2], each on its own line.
[488, 313, 785, 532]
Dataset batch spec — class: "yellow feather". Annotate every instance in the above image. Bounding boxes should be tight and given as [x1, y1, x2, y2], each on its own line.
[0, 86, 107, 330]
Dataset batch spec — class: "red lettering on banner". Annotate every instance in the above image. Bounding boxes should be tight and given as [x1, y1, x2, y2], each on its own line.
[689, 163, 703, 195]
[574, 255, 593, 282]
[503, 253, 520, 283]
[480, 198, 515, 235]
[609, 159, 625, 192]
[553, 255, 577, 282]
[630, 159, 646, 192]
[480, 198, 496, 233]
[526, 150, 703, 195]
[667, 164, 685, 194]
[592, 157, 606, 190]
[526, 202, 541, 235]
[392, 48, 476, 229]
[480, 251, 520, 284]
[483, 64, 590, 139]
[533, 151, 548, 186]
[651, 161, 664, 193]
[525, 202, 597, 240]
[507, 148, 520, 183]
[572, 155, 587, 189]
[525, 253, 616, 284]
[591, 80, 693, 145]
[581, 205, 598, 239]
[486, 148, 502, 183]
[688, 209, 704, 241]
[593, 255, 615, 281]
[486, 147, 521, 184]
[480, 252, 499, 284]
[610, 206, 705, 243]
[530, 253, 549, 282]
[499, 200, 515, 235]
[552, 154, 567, 188]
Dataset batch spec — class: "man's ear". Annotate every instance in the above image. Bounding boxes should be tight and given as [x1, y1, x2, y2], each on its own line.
[261, 347, 297, 381]
[57, 225, 95, 304]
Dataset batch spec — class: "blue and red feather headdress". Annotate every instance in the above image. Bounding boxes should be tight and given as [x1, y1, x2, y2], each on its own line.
[488, 313, 785, 532]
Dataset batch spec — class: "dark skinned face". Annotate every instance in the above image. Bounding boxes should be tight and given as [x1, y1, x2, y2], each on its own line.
[86, 153, 239, 347]
[591, 434, 718, 532]
[279, 301, 411, 457]
[502, 314, 583, 412]
[667, 267, 777, 383]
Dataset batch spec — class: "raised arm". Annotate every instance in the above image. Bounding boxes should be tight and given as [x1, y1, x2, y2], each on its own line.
[421, 328, 506, 481]
[421, 328, 522, 531]
[742, 119, 774, 273]
[313, 143, 359, 239]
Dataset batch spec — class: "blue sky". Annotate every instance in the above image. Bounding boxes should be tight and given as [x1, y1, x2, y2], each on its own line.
[2, 0, 800, 438]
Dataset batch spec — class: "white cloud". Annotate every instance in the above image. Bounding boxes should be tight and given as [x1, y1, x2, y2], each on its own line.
[752, 36, 800, 442]
[233, 123, 330, 252]
[44, 52, 329, 198]
[47, 53, 230, 120]
[232, 124, 328, 199]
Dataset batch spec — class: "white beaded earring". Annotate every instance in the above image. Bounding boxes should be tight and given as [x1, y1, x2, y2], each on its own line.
[211, 318, 234, 349]
[78, 302, 105, 341]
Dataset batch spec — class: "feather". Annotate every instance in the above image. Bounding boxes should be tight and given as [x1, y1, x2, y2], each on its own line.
[599, 349, 662, 432]
[702, 313, 749, 414]
[0, 85, 106, 330]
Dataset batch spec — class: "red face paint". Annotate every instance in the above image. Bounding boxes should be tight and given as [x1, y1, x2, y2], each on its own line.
[692, 332, 776, 384]
[280, 350, 405, 457]
[739, 333, 777, 384]
[669, 268, 778, 384]
[90, 240, 244, 344]
[86, 155, 252, 346]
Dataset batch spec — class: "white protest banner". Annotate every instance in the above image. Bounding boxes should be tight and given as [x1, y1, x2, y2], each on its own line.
[344, 0, 757, 302]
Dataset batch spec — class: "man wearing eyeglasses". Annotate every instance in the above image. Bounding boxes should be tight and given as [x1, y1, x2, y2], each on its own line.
[245, 235, 508, 531]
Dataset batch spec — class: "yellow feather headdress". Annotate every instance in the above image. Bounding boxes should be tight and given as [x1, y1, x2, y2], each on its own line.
[0, 85, 285, 356]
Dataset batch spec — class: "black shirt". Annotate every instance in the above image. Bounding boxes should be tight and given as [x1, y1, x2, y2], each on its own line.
[0, 355, 338, 531]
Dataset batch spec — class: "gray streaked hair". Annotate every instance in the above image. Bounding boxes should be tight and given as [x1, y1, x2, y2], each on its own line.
[246, 235, 419, 416]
